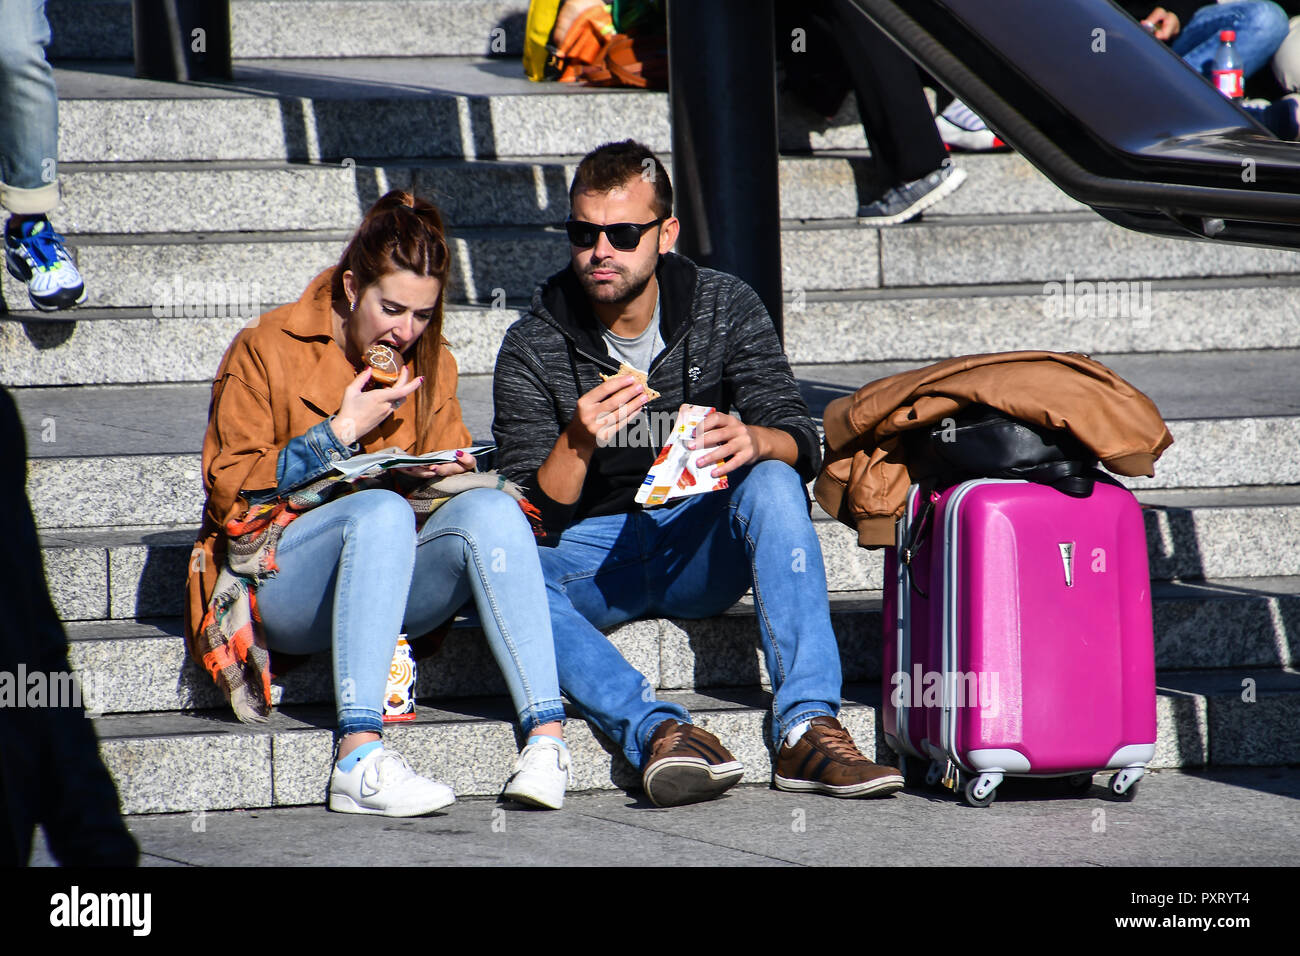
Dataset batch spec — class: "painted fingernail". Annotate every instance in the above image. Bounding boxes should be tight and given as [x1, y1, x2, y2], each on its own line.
[455, 450, 464, 458]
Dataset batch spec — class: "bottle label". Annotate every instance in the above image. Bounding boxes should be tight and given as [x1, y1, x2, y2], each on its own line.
[1213, 68, 1244, 99]
[382, 636, 417, 722]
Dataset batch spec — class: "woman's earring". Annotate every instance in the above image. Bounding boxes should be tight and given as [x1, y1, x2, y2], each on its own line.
[349, 299, 356, 313]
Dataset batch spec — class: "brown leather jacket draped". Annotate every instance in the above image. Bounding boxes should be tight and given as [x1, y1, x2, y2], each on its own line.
[813, 351, 1174, 547]
[183, 269, 472, 653]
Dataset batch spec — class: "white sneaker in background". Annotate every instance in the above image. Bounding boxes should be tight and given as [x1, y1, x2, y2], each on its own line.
[937, 98, 1007, 152]
[328, 746, 455, 817]
[502, 737, 570, 810]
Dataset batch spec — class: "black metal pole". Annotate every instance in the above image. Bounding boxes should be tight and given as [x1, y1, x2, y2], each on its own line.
[668, 0, 783, 341]
[133, 0, 232, 81]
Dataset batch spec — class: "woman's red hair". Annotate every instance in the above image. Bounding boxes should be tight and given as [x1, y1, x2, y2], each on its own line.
[331, 190, 452, 453]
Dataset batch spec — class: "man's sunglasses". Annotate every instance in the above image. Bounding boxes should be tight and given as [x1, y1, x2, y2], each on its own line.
[564, 218, 664, 251]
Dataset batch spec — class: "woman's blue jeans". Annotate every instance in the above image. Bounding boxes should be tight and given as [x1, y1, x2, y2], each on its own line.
[255, 487, 566, 737]
[0, 0, 60, 214]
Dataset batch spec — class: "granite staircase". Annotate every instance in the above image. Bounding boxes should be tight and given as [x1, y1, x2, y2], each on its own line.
[4, 0, 1297, 813]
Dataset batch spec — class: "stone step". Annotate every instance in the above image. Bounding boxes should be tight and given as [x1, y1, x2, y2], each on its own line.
[63, 578, 1300, 715]
[47, 0, 530, 61]
[0, 222, 888, 314]
[53, 58, 667, 165]
[6, 213, 1300, 319]
[17, 347, 1300, 528]
[7, 277, 1300, 387]
[89, 670, 1300, 814]
[33, 54, 1155, 166]
[35, 488, 1300, 624]
[43, 153, 1078, 236]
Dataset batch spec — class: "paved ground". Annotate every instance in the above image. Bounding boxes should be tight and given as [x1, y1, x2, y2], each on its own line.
[30, 767, 1300, 867]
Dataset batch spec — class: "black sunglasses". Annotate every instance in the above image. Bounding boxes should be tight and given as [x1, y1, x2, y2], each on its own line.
[565, 218, 664, 251]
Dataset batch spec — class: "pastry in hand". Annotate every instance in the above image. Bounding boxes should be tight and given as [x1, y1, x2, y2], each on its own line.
[363, 343, 404, 388]
[601, 362, 661, 401]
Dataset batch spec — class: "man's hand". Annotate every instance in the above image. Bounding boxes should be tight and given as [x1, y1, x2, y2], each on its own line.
[689, 412, 798, 478]
[689, 411, 756, 478]
[1142, 7, 1180, 40]
[536, 375, 647, 507]
[332, 367, 423, 445]
[565, 374, 648, 450]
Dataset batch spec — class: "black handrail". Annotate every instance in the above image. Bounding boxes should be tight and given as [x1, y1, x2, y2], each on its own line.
[850, 0, 1300, 247]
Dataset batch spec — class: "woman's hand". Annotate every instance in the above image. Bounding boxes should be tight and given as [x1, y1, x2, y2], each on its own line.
[393, 451, 477, 480]
[332, 367, 424, 445]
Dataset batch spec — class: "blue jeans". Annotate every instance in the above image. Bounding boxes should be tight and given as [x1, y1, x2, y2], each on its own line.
[1172, 1, 1289, 79]
[538, 460, 843, 769]
[255, 488, 566, 737]
[0, 0, 59, 214]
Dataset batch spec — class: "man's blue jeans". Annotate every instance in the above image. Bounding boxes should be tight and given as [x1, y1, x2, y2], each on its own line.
[538, 460, 843, 769]
[1172, 1, 1289, 79]
[256, 488, 566, 737]
[0, 0, 59, 214]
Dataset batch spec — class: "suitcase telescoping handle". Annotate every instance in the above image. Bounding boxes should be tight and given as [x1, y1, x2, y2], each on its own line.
[900, 480, 939, 598]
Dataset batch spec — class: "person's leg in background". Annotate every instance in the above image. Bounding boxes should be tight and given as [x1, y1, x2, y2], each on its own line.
[0, 0, 86, 311]
[1271, 15, 1300, 90]
[821, 0, 967, 223]
[1172, 1, 1290, 78]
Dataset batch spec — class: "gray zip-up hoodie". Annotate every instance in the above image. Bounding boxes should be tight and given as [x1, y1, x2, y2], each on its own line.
[492, 252, 820, 536]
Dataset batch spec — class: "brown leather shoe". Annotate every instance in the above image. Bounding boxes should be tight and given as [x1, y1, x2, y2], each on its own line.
[641, 720, 744, 807]
[773, 717, 904, 798]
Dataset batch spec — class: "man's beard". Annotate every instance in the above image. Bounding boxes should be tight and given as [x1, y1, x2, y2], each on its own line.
[579, 259, 655, 305]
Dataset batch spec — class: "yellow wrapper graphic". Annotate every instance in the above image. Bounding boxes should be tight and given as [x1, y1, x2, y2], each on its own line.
[382, 635, 417, 722]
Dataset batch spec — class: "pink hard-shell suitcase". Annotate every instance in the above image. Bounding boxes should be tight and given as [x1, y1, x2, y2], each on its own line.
[882, 477, 1157, 806]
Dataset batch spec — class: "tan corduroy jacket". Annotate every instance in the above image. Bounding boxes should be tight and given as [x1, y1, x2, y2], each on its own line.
[813, 351, 1174, 547]
[183, 269, 472, 654]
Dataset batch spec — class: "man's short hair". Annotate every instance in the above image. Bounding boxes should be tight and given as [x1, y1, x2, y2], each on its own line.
[570, 140, 673, 220]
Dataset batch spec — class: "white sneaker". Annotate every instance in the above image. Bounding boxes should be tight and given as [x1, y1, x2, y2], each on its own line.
[936, 98, 1006, 152]
[501, 737, 570, 810]
[328, 746, 455, 817]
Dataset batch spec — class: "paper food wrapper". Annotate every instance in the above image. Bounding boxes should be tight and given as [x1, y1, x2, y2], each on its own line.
[635, 404, 731, 507]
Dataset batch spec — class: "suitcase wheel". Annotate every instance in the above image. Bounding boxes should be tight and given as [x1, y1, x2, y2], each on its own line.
[963, 773, 1000, 808]
[924, 761, 943, 787]
[1109, 768, 1143, 800]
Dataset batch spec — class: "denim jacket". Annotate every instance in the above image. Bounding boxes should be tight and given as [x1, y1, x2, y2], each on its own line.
[251, 416, 359, 504]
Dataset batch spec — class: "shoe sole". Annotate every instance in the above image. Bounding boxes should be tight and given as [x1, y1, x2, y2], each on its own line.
[773, 772, 905, 798]
[643, 757, 744, 808]
[328, 789, 455, 817]
[501, 782, 566, 810]
[857, 166, 968, 227]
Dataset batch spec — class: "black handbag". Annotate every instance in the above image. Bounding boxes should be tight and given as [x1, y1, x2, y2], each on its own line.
[902, 403, 1099, 498]
[896, 404, 1100, 591]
